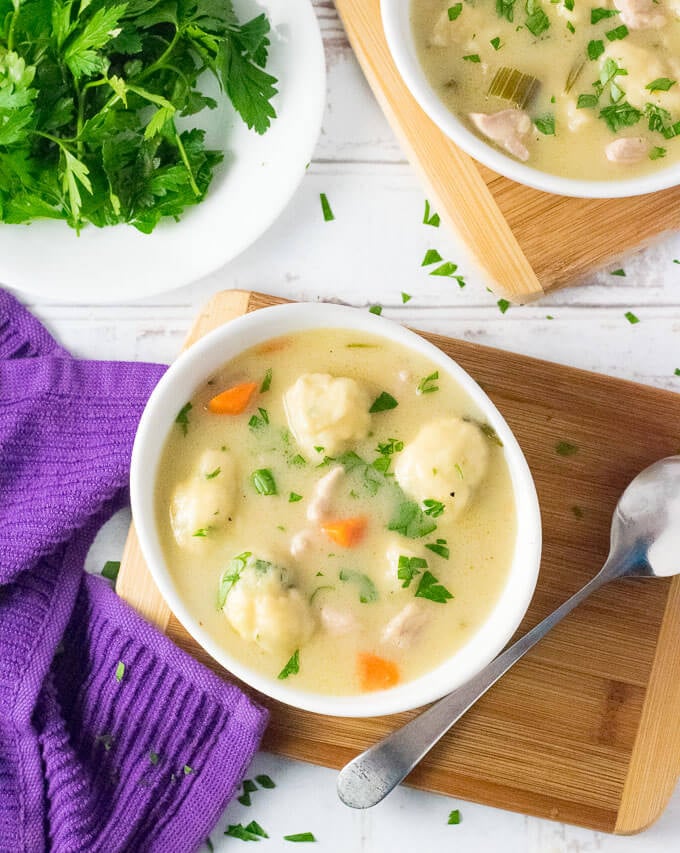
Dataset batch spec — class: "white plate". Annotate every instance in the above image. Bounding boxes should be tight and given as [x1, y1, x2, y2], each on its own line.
[0, 0, 325, 303]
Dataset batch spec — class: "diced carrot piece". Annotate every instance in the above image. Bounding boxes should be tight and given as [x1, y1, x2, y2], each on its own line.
[358, 653, 400, 692]
[208, 382, 257, 415]
[321, 517, 367, 548]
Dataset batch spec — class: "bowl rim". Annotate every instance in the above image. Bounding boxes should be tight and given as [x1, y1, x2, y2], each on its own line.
[130, 302, 542, 717]
[380, 0, 680, 199]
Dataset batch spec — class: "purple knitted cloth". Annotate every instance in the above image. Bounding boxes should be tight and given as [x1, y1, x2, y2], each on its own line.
[0, 291, 268, 852]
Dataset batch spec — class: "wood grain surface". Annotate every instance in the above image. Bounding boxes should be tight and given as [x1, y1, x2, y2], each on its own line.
[117, 291, 680, 834]
[333, 0, 680, 301]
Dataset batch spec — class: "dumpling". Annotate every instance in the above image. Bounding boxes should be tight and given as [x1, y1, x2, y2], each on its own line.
[394, 418, 489, 517]
[222, 555, 315, 654]
[283, 373, 371, 458]
[169, 449, 236, 546]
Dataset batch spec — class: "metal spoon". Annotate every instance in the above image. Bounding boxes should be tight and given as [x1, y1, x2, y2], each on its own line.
[337, 455, 680, 809]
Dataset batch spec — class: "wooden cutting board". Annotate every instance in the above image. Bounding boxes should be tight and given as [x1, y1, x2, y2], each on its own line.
[333, 0, 680, 302]
[117, 290, 680, 834]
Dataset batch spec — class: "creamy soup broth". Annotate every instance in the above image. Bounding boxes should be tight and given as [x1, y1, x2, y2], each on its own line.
[156, 329, 517, 696]
[411, 0, 680, 180]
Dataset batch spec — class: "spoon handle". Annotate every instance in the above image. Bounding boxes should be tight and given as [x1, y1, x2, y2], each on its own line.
[337, 569, 612, 809]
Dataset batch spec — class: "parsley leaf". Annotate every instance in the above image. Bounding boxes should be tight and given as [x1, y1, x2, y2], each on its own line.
[397, 555, 428, 588]
[448, 4, 463, 20]
[369, 392, 398, 413]
[320, 192, 334, 222]
[415, 571, 453, 603]
[101, 560, 121, 581]
[388, 501, 437, 539]
[417, 371, 439, 394]
[599, 101, 641, 133]
[426, 539, 450, 559]
[534, 114, 555, 135]
[423, 199, 441, 227]
[251, 468, 277, 495]
[278, 649, 300, 680]
[284, 832, 317, 842]
[339, 569, 379, 603]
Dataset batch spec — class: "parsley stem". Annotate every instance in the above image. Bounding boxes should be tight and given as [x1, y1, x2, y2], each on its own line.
[137, 29, 181, 82]
[7, 4, 20, 52]
[173, 125, 201, 197]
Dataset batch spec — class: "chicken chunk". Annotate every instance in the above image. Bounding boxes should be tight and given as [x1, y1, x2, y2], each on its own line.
[284, 373, 371, 458]
[169, 449, 236, 547]
[395, 418, 490, 517]
[222, 557, 315, 654]
[605, 137, 649, 164]
[319, 605, 358, 636]
[613, 0, 665, 29]
[306, 465, 345, 522]
[469, 110, 532, 161]
[381, 603, 428, 650]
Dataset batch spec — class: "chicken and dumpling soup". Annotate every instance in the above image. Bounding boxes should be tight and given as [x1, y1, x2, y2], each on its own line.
[156, 329, 517, 696]
[411, 0, 680, 180]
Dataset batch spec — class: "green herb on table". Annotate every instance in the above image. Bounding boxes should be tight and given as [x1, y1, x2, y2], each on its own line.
[610, 268, 626, 276]
[423, 199, 441, 227]
[101, 560, 120, 582]
[278, 649, 300, 680]
[397, 555, 428, 588]
[426, 539, 450, 559]
[260, 368, 273, 393]
[448, 809, 462, 825]
[625, 311, 640, 325]
[417, 371, 439, 395]
[534, 114, 555, 135]
[115, 661, 125, 683]
[369, 392, 398, 413]
[555, 440, 578, 456]
[388, 501, 437, 539]
[175, 403, 192, 436]
[251, 468, 277, 495]
[320, 192, 335, 222]
[284, 833, 317, 842]
[448, 4, 463, 20]
[415, 571, 453, 603]
[497, 298, 510, 314]
[675, 368, 680, 376]
[369, 304, 383, 316]
[422, 248, 443, 266]
[238, 779, 258, 806]
[401, 292, 412, 303]
[339, 569, 378, 603]
[225, 822, 268, 841]
[206, 838, 214, 852]
[255, 774, 276, 789]
[205, 467, 221, 480]
[430, 261, 460, 278]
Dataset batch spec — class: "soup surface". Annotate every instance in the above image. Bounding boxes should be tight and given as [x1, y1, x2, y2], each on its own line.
[411, 0, 680, 180]
[156, 329, 517, 696]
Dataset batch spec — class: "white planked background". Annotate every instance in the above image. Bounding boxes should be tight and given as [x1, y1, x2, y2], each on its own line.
[16, 1, 680, 850]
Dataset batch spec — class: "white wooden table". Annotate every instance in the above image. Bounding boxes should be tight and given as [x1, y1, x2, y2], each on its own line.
[17, 2, 680, 850]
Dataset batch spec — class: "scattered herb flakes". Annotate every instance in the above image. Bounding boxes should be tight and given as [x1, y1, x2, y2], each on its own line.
[369, 391, 398, 413]
[175, 402, 192, 436]
[555, 440, 579, 456]
[388, 500, 437, 539]
[426, 538, 450, 559]
[534, 114, 555, 135]
[260, 368, 273, 393]
[101, 560, 120, 581]
[610, 268, 626, 276]
[401, 292, 412, 303]
[369, 304, 383, 316]
[423, 200, 441, 227]
[417, 371, 439, 395]
[278, 649, 300, 680]
[251, 468, 277, 495]
[490, 36, 502, 50]
[149, 751, 159, 766]
[463, 54, 481, 63]
[625, 310, 640, 324]
[339, 569, 379, 603]
[675, 368, 680, 376]
[496, 0, 517, 23]
[646, 77, 676, 93]
[371, 454, 391, 474]
[289, 453, 306, 467]
[245, 822, 268, 839]
[587, 39, 605, 61]
[205, 467, 221, 480]
[115, 661, 125, 683]
[546, 314, 555, 320]
[249, 407, 270, 430]
[415, 570, 453, 603]
[320, 192, 335, 222]
[397, 555, 428, 588]
[577, 93, 599, 109]
[599, 101, 642, 133]
[422, 248, 443, 266]
[448, 809, 462, 825]
[497, 298, 511, 314]
[566, 20, 575, 33]
[225, 823, 265, 841]
[217, 552, 251, 608]
[674, 260, 680, 264]
[525, 8, 550, 37]
[193, 528, 210, 538]
[206, 839, 214, 852]
[255, 774, 276, 789]
[572, 505, 584, 518]
[605, 24, 628, 41]
[423, 499, 445, 518]
[288, 492, 303, 503]
[284, 833, 317, 843]
[377, 438, 404, 455]
[591, 7, 620, 23]
[650, 147, 667, 160]
[430, 261, 459, 277]
[448, 3, 463, 20]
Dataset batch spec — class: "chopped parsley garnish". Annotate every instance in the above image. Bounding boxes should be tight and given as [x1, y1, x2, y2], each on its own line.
[625, 311, 640, 325]
[423, 200, 441, 227]
[650, 147, 667, 160]
[175, 402, 192, 436]
[675, 368, 680, 376]
[463, 54, 481, 63]
[577, 93, 599, 109]
[225, 822, 269, 841]
[101, 560, 120, 581]
[369, 391, 398, 413]
[415, 571, 453, 603]
[645, 103, 673, 134]
[278, 649, 300, 679]
[497, 298, 510, 314]
[388, 501, 437, 539]
[193, 528, 210, 538]
[115, 661, 125, 682]
[289, 454, 306, 467]
[284, 833, 317, 842]
[566, 21, 575, 33]
[448, 3, 463, 20]
[448, 809, 462, 825]
[401, 292, 412, 303]
[260, 368, 273, 392]
[217, 552, 251, 608]
[430, 261, 459, 277]
[525, 5, 550, 37]
[369, 304, 383, 316]
[605, 24, 628, 41]
[555, 440, 578, 456]
[371, 455, 391, 474]
[256, 774, 276, 789]
[339, 569, 379, 603]
[610, 268, 626, 277]
[599, 101, 641, 133]
[587, 40, 605, 61]
[206, 838, 214, 851]
[426, 539, 450, 559]
[490, 36, 502, 50]
[397, 555, 428, 588]
[534, 114, 555, 135]
[320, 193, 334, 222]
[496, 0, 518, 22]
[249, 407, 270, 430]
[251, 468, 277, 495]
[422, 248, 443, 266]
[377, 438, 404, 455]
[288, 492, 303, 503]
[422, 499, 445, 518]
[417, 371, 440, 394]
[646, 78, 676, 93]
[205, 467, 221, 479]
[591, 7, 619, 23]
